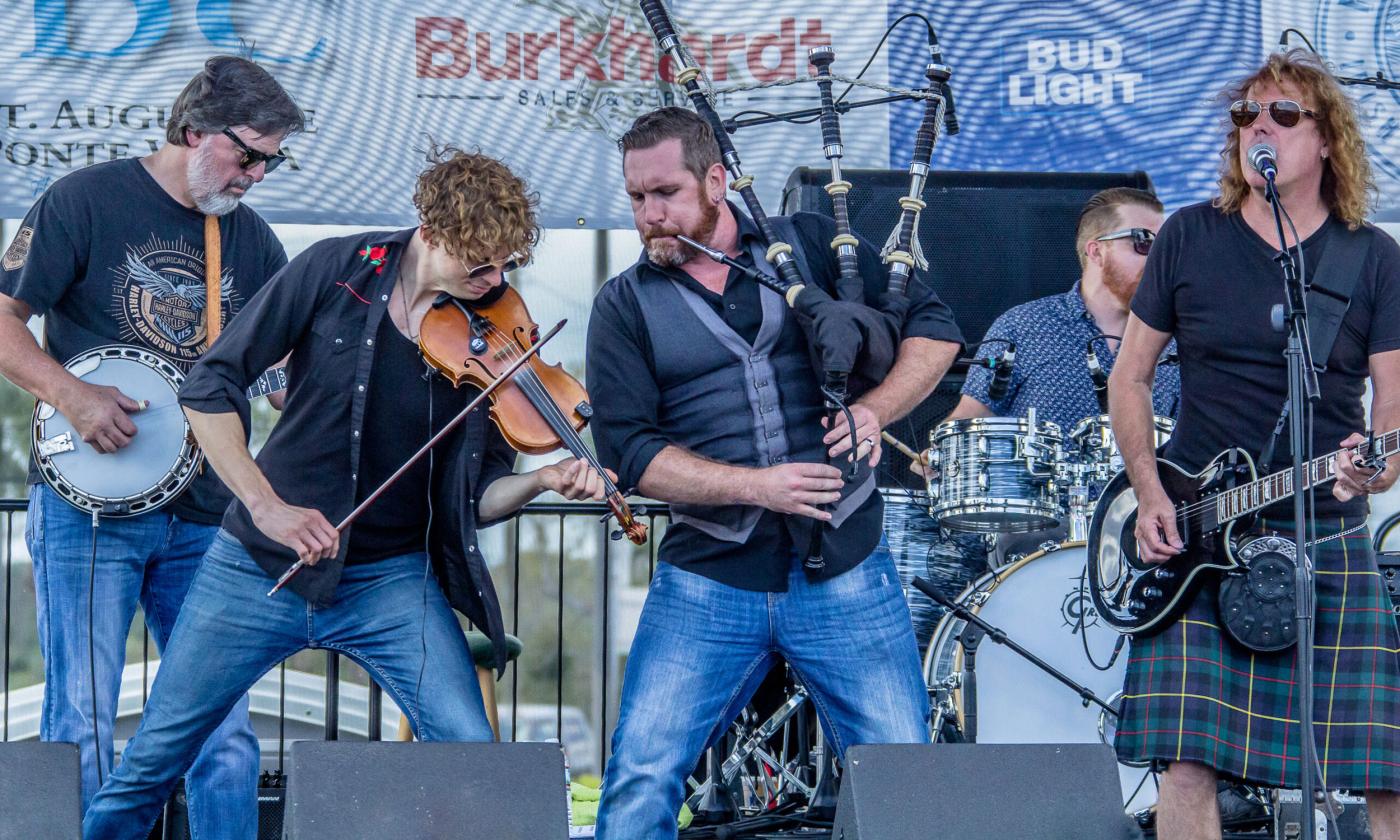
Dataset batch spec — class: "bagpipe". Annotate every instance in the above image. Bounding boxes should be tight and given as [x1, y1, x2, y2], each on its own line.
[637, 0, 957, 566]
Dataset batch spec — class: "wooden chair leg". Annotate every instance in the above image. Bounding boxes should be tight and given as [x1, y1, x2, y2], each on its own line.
[477, 665, 500, 741]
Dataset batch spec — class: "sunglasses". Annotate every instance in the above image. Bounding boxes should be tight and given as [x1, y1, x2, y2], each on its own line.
[1229, 99, 1319, 129]
[221, 128, 288, 173]
[466, 256, 525, 279]
[1096, 227, 1155, 256]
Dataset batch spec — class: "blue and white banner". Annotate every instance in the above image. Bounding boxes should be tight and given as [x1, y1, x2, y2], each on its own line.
[2, 1, 1398, 227]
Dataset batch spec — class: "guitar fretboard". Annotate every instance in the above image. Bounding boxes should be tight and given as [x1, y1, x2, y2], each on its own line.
[1215, 427, 1400, 522]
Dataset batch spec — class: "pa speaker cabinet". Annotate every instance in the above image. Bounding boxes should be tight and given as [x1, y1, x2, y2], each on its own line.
[832, 743, 1141, 840]
[284, 741, 568, 840]
[781, 167, 1153, 347]
[0, 742, 81, 840]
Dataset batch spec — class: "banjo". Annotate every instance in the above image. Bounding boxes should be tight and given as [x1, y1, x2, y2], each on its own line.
[32, 345, 285, 517]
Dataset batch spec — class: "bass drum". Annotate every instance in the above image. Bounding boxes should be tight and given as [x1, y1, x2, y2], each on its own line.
[923, 542, 1157, 813]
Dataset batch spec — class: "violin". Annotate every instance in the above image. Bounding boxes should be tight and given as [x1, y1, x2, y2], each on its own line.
[418, 283, 648, 545]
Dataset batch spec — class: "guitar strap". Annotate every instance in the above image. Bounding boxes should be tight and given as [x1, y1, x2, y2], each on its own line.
[204, 214, 222, 348]
[1256, 223, 1374, 473]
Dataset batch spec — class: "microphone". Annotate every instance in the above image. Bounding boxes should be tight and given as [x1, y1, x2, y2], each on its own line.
[987, 344, 1015, 403]
[1085, 340, 1109, 414]
[1248, 143, 1278, 182]
[926, 29, 959, 135]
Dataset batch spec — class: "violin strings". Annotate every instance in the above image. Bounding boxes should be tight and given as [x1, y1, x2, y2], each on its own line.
[475, 318, 625, 500]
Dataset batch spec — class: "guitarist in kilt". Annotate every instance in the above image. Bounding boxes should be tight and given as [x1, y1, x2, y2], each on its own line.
[1108, 50, 1400, 838]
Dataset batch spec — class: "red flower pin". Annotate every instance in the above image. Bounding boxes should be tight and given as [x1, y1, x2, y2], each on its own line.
[358, 245, 389, 274]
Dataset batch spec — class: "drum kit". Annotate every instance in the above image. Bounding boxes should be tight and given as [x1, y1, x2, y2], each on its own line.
[894, 408, 1176, 815]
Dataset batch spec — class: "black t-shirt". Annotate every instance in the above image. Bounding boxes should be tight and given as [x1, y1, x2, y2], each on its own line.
[344, 317, 439, 563]
[1131, 201, 1400, 520]
[0, 158, 286, 524]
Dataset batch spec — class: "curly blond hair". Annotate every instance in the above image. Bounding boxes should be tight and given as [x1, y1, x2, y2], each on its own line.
[1215, 50, 1374, 229]
[414, 145, 541, 263]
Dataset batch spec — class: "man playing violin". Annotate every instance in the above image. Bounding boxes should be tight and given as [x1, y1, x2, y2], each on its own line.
[586, 107, 963, 838]
[0, 56, 301, 837]
[83, 148, 610, 838]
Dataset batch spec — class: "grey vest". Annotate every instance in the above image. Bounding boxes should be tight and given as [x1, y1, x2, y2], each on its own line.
[632, 229, 875, 543]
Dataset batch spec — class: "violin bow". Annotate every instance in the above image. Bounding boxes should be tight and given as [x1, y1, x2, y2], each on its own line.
[267, 319, 566, 596]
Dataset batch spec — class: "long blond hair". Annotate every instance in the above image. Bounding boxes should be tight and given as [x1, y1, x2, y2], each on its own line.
[1214, 50, 1374, 229]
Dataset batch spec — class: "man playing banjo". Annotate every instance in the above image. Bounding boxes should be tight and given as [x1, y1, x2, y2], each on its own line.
[0, 56, 302, 836]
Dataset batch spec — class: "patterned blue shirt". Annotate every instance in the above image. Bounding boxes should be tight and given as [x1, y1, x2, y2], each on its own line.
[962, 282, 1180, 434]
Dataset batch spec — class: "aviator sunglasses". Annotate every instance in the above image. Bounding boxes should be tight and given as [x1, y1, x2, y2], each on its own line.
[221, 128, 289, 173]
[1095, 227, 1155, 256]
[1229, 99, 1319, 129]
[466, 256, 525, 279]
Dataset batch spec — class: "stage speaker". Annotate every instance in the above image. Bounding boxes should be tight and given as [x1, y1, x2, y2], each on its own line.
[831, 743, 1142, 840]
[0, 742, 81, 840]
[283, 741, 567, 840]
[783, 167, 1152, 486]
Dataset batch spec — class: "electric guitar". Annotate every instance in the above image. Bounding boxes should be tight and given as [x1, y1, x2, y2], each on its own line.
[1086, 428, 1399, 635]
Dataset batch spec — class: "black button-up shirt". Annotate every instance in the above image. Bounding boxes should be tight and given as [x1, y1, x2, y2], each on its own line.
[587, 207, 963, 590]
[179, 226, 519, 669]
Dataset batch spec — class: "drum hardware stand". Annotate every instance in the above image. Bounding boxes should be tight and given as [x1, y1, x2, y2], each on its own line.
[928, 674, 962, 742]
[1067, 485, 1091, 543]
[805, 745, 839, 821]
[957, 624, 984, 743]
[913, 577, 1119, 720]
[692, 685, 816, 818]
[691, 738, 741, 825]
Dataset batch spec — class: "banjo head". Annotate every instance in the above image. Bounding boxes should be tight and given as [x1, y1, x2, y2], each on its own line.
[32, 346, 203, 517]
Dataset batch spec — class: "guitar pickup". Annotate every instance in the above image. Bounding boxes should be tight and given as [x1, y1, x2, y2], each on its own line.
[37, 432, 75, 457]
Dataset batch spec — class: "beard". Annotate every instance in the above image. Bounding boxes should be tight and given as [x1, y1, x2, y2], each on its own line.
[186, 142, 253, 216]
[642, 198, 720, 267]
[1100, 252, 1141, 308]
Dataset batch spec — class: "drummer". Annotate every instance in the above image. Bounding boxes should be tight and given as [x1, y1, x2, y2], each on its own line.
[943, 187, 1178, 431]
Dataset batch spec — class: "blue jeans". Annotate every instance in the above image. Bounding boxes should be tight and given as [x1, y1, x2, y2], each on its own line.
[84, 529, 492, 839]
[27, 485, 257, 839]
[596, 539, 930, 839]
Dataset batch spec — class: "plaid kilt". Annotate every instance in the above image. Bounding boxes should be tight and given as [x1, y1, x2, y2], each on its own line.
[1114, 518, 1400, 791]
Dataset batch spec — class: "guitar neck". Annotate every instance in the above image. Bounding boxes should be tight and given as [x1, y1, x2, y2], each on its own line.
[1215, 427, 1400, 522]
[245, 366, 288, 401]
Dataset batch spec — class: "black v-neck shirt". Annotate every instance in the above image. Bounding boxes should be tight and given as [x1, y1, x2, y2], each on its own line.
[1131, 201, 1400, 519]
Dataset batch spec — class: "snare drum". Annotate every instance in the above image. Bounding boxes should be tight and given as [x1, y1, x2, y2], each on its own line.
[926, 417, 1063, 533]
[922, 542, 1156, 813]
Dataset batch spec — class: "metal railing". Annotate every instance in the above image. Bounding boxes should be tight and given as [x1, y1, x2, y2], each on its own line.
[0, 496, 670, 778]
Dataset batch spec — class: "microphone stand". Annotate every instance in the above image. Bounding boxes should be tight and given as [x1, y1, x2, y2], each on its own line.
[1264, 172, 1322, 837]
[911, 577, 1118, 718]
